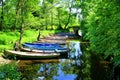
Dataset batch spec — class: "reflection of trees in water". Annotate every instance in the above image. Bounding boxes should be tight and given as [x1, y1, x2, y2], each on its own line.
[17, 42, 84, 80]
[68, 42, 82, 59]
[17, 42, 113, 80]
[18, 63, 58, 80]
[18, 64, 40, 80]
[18, 59, 83, 80]
[80, 43, 113, 80]
[90, 53, 113, 80]
[37, 59, 83, 80]
[61, 42, 83, 79]
[37, 63, 58, 80]
[60, 59, 83, 79]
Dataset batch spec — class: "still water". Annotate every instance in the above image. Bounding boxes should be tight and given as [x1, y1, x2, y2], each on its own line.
[18, 42, 83, 80]
[0, 42, 113, 80]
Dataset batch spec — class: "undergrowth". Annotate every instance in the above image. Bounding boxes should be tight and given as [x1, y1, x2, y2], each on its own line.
[0, 63, 21, 80]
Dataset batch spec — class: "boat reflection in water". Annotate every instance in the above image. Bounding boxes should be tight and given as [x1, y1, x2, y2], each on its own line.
[18, 42, 83, 80]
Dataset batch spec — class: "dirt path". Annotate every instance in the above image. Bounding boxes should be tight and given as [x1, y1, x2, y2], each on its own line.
[0, 56, 11, 65]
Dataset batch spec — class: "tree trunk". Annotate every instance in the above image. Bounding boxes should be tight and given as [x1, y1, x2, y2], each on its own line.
[19, 0, 26, 44]
[45, 14, 48, 30]
[64, 7, 71, 29]
[51, 12, 53, 29]
[19, 11, 24, 44]
[13, 0, 21, 31]
[37, 29, 41, 41]
[57, 8, 62, 29]
[0, 0, 4, 31]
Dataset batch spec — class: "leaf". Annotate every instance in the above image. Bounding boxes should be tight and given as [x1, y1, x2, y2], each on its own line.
[47, 0, 53, 4]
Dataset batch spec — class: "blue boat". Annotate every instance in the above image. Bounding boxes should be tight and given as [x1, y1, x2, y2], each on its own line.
[56, 32, 75, 37]
[22, 43, 68, 53]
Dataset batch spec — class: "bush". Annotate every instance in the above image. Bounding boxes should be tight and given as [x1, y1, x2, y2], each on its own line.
[0, 63, 21, 80]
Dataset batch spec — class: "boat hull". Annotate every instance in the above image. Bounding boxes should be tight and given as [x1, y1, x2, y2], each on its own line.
[22, 43, 69, 53]
[21, 47, 68, 53]
[3, 50, 60, 59]
[38, 39, 67, 45]
[43, 35, 68, 40]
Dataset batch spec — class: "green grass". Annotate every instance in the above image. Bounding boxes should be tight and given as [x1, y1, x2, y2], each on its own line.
[0, 29, 75, 54]
[0, 30, 58, 54]
[0, 32, 18, 52]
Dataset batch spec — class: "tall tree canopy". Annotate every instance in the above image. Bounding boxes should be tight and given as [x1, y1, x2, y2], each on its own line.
[0, 0, 79, 31]
[81, 0, 120, 66]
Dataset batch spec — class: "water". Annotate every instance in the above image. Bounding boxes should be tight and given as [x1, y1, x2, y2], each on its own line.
[0, 41, 113, 80]
[0, 42, 113, 80]
[18, 42, 83, 80]
[68, 42, 82, 59]
[17, 42, 113, 80]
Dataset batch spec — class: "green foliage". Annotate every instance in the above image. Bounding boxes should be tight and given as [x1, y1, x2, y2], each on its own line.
[0, 30, 59, 53]
[22, 30, 38, 42]
[82, 0, 120, 66]
[0, 30, 38, 53]
[47, 0, 54, 3]
[0, 63, 21, 80]
[0, 0, 79, 31]
[80, 43, 91, 80]
[0, 32, 18, 45]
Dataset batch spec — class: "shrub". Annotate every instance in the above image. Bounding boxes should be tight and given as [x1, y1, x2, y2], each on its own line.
[0, 63, 21, 80]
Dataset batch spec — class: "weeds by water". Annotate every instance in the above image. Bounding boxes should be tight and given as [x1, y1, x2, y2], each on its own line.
[0, 63, 21, 80]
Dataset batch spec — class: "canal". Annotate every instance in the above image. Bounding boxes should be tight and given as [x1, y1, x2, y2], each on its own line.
[18, 42, 83, 80]
[0, 41, 113, 80]
[17, 41, 113, 80]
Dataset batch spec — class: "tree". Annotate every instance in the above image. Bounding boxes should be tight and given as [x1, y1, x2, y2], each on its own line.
[0, 0, 79, 31]
[0, 0, 4, 31]
[82, 0, 120, 66]
[19, 0, 26, 44]
[13, 0, 21, 31]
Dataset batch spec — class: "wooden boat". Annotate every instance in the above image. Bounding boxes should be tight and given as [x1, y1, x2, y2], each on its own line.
[55, 32, 76, 39]
[21, 47, 68, 53]
[3, 50, 60, 59]
[38, 39, 67, 45]
[56, 32, 75, 37]
[21, 47, 55, 53]
[22, 43, 68, 53]
[43, 35, 68, 40]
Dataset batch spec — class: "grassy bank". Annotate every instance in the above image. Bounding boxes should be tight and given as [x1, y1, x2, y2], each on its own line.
[0, 30, 57, 54]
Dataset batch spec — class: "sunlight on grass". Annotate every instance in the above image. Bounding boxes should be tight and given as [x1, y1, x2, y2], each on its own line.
[0, 29, 75, 54]
[0, 30, 57, 54]
[0, 30, 38, 53]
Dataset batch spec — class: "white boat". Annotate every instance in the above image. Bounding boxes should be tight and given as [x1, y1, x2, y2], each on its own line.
[3, 50, 60, 59]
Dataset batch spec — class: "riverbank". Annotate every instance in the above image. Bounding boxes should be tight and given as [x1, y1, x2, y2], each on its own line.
[0, 56, 11, 65]
[0, 30, 67, 53]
